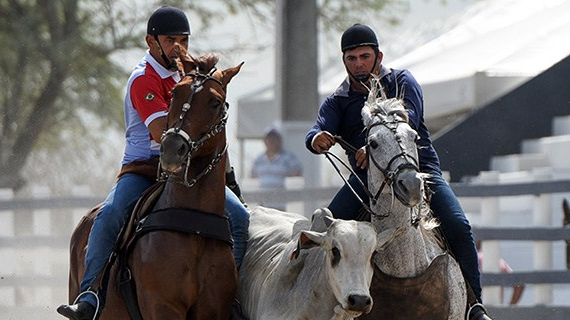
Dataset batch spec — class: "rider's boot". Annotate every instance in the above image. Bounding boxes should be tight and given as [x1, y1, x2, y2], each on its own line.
[468, 303, 493, 320]
[57, 300, 97, 320]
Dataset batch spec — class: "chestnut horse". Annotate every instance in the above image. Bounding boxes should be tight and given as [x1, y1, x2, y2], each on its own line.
[67, 48, 243, 319]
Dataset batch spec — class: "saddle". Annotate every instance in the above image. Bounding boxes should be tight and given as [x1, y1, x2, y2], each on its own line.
[367, 254, 451, 319]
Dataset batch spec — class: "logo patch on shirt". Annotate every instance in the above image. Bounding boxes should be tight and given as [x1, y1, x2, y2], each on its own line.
[145, 93, 155, 101]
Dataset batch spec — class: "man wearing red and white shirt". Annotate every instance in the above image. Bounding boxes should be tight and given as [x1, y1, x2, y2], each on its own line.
[57, 6, 249, 320]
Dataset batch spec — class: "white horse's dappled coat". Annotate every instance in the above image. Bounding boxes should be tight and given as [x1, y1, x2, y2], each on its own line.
[359, 80, 467, 319]
[238, 207, 400, 320]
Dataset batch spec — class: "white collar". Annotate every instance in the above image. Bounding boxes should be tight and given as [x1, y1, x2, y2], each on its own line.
[145, 50, 180, 80]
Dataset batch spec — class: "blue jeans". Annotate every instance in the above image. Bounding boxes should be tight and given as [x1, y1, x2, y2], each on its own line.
[79, 174, 250, 307]
[427, 173, 481, 302]
[80, 173, 154, 307]
[225, 187, 250, 270]
[328, 173, 369, 220]
[327, 172, 482, 302]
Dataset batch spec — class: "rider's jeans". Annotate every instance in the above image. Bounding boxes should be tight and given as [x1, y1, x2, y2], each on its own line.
[225, 187, 250, 270]
[80, 173, 155, 307]
[327, 171, 482, 302]
[79, 174, 250, 308]
[328, 173, 369, 220]
[427, 173, 482, 302]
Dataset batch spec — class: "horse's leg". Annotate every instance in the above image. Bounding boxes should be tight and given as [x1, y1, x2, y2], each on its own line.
[132, 232, 199, 319]
[191, 248, 237, 320]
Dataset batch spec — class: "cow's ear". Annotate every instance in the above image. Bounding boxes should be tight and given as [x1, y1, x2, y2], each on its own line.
[376, 226, 405, 251]
[299, 230, 325, 249]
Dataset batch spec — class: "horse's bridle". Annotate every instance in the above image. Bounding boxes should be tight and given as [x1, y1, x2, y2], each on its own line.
[325, 111, 420, 219]
[365, 114, 420, 206]
[158, 66, 229, 188]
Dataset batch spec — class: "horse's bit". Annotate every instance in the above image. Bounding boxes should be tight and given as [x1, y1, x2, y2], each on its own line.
[158, 66, 229, 187]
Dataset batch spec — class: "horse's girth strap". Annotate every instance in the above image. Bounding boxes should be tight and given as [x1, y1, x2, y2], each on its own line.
[136, 208, 233, 246]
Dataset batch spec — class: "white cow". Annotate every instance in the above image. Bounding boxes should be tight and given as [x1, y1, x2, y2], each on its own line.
[237, 207, 401, 320]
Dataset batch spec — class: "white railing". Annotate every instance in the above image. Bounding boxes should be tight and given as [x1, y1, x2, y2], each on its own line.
[1, 178, 570, 319]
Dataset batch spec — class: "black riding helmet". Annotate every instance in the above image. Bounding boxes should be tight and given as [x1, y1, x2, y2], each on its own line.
[340, 23, 380, 83]
[147, 6, 191, 70]
[341, 23, 378, 53]
[147, 6, 191, 35]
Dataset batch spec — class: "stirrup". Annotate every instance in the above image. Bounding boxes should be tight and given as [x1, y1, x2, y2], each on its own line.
[466, 302, 486, 320]
[73, 289, 101, 320]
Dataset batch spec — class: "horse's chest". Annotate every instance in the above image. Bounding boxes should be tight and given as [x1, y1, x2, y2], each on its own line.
[365, 254, 451, 320]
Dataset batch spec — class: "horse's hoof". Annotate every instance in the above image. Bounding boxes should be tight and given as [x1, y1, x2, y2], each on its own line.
[57, 301, 96, 320]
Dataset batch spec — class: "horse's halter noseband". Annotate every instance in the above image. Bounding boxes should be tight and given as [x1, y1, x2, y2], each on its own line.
[158, 66, 229, 187]
[366, 112, 420, 205]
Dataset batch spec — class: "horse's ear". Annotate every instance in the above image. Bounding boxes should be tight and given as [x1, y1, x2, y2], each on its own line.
[220, 61, 244, 87]
[361, 103, 373, 127]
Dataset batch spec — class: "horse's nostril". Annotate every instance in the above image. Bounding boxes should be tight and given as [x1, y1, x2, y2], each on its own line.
[178, 144, 188, 158]
[397, 180, 408, 193]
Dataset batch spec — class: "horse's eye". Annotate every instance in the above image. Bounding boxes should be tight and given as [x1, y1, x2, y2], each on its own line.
[369, 140, 379, 149]
[211, 100, 222, 109]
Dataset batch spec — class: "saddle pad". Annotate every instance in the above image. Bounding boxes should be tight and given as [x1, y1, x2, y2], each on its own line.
[366, 254, 451, 319]
[118, 181, 165, 250]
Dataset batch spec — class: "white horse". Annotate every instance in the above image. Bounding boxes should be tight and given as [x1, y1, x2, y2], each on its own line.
[357, 80, 467, 320]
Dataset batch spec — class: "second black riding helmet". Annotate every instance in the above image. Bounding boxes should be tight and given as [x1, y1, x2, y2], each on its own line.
[340, 23, 378, 53]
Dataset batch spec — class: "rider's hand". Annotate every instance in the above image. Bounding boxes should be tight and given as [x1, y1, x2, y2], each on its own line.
[355, 146, 368, 169]
[312, 131, 336, 153]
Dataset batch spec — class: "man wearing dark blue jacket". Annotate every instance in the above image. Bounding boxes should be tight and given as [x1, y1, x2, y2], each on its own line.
[305, 23, 492, 320]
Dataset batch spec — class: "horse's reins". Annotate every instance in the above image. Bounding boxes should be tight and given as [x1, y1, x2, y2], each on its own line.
[158, 66, 229, 187]
[323, 148, 377, 220]
[325, 113, 420, 220]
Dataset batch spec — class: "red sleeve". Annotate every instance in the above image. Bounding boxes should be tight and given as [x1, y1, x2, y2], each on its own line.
[130, 74, 169, 124]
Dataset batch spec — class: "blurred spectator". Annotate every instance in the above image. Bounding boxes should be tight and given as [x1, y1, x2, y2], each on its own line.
[251, 126, 303, 211]
[476, 240, 525, 305]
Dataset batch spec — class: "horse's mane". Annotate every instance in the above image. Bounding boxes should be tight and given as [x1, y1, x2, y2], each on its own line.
[364, 76, 409, 123]
[173, 52, 220, 93]
[189, 52, 219, 73]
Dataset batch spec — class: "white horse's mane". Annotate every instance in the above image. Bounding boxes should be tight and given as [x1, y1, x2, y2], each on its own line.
[364, 76, 408, 123]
